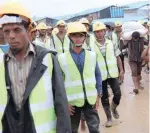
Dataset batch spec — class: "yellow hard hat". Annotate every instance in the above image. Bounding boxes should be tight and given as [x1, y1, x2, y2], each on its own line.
[37, 22, 47, 30]
[67, 22, 87, 35]
[0, 1, 32, 23]
[93, 21, 106, 31]
[138, 20, 144, 25]
[56, 20, 66, 26]
[147, 21, 150, 27]
[52, 28, 59, 35]
[115, 21, 122, 27]
[79, 18, 90, 25]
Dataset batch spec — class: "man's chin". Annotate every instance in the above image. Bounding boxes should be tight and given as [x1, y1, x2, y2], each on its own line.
[10, 47, 22, 55]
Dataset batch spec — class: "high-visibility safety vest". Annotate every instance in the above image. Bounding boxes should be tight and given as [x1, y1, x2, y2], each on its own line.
[112, 32, 120, 49]
[91, 39, 119, 81]
[58, 50, 97, 107]
[34, 37, 51, 49]
[53, 34, 70, 54]
[82, 34, 95, 50]
[0, 53, 57, 133]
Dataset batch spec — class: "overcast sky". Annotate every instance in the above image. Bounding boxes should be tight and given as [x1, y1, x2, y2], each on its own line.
[0, 0, 147, 17]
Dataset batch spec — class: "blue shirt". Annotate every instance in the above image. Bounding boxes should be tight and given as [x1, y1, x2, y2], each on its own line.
[70, 49, 102, 96]
[0, 44, 9, 53]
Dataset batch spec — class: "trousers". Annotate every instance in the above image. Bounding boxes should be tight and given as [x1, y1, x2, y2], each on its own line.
[71, 101, 100, 133]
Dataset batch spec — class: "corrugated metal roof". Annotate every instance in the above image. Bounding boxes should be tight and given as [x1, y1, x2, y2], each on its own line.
[93, 15, 148, 23]
[123, 1, 149, 10]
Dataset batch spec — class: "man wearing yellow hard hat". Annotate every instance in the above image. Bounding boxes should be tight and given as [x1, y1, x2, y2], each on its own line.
[51, 20, 70, 54]
[79, 18, 95, 50]
[0, 24, 9, 53]
[112, 21, 125, 84]
[35, 22, 49, 47]
[91, 21, 124, 127]
[58, 22, 102, 133]
[47, 25, 53, 38]
[28, 21, 37, 42]
[0, 1, 71, 133]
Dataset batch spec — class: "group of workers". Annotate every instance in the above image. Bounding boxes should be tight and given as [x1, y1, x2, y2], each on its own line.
[0, 1, 149, 133]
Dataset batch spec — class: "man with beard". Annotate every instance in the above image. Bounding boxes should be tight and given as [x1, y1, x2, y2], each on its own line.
[0, 1, 71, 133]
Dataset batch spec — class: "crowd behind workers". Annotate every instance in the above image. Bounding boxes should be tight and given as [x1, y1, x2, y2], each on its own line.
[0, 1, 149, 133]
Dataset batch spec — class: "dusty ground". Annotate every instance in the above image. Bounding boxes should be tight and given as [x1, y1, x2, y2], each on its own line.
[80, 59, 149, 133]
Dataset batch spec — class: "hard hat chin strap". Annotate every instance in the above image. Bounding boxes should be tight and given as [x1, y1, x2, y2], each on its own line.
[69, 36, 86, 48]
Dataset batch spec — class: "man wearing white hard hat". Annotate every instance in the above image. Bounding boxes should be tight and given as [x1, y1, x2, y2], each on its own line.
[0, 1, 71, 133]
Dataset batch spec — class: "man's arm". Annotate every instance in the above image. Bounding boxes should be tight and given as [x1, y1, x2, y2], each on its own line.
[95, 62, 103, 97]
[141, 46, 149, 62]
[51, 54, 72, 133]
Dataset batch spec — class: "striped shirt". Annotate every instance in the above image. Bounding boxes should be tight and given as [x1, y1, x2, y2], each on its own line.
[6, 44, 35, 110]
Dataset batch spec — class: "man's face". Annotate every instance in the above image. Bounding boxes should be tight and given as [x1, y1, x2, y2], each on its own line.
[70, 33, 86, 46]
[57, 25, 65, 33]
[94, 30, 105, 41]
[0, 28, 4, 40]
[39, 29, 46, 36]
[83, 23, 89, 32]
[47, 28, 53, 36]
[115, 26, 122, 32]
[3, 23, 29, 51]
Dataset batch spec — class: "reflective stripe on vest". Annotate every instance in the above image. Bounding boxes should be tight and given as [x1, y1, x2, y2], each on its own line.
[53, 34, 70, 54]
[0, 53, 57, 133]
[0, 53, 7, 133]
[58, 50, 97, 107]
[91, 39, 119, 81]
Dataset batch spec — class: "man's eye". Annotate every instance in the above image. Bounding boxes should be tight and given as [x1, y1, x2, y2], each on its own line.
[14, 28, 21, 33]
[4, 30, 9, 34]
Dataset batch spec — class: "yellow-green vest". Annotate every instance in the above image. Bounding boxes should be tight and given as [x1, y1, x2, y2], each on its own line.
[82, 34, 95, 50]
[91, 39, 119, 81]
[58, 50, 97, 107]
[34, 37, 51, 49]
[0, 53, 57, 133]
[112, 32, 120, 49]
[53, 34, 70, 54]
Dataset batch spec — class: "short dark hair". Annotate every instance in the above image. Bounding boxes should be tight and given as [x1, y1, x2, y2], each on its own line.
[132, 31, 140, 39]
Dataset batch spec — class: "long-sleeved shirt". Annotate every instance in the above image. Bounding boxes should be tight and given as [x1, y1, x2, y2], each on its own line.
[70, 49, 102, 96]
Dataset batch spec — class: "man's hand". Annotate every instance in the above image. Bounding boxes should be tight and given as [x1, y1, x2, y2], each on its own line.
[119, 70, 124, 81]
[93, 95, 100, 110]
[68, 104, 75, 116]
